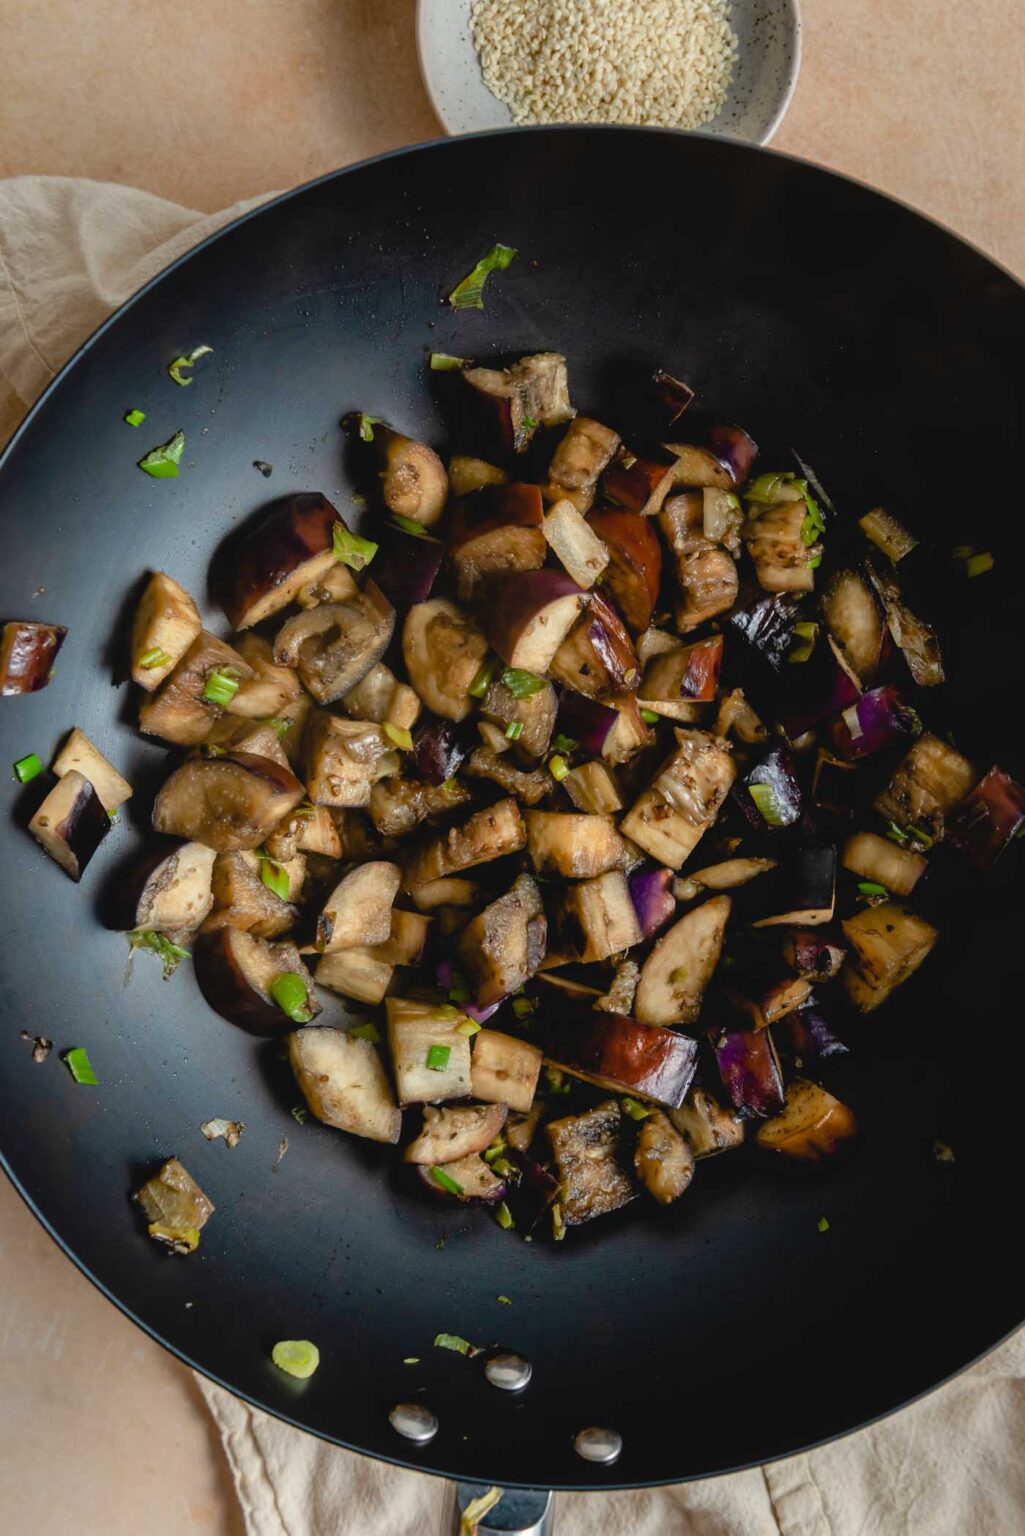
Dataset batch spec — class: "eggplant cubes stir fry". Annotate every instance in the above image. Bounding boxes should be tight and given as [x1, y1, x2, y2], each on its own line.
[29, 351, 1025, 1245]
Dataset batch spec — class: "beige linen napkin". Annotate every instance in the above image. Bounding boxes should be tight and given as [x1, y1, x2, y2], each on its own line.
[3, 174, 1025, 1536]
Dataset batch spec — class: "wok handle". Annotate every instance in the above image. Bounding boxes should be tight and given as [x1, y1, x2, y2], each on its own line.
[448, 1482, 556, 1535]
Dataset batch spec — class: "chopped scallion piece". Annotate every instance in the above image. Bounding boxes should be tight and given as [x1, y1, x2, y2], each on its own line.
[490, 1156, 516, 1177]
[621, 1096, 651, 1121]
[202, 667, 240, 706]
[403, 1356, 420, 1364]
[549, 754, 570, 782]
[271, 1339, 320, 1379]
[857, 880, 888, 897]
[501, 667, 545, 698]
[640, 708, 660, 724]
[807, 550, 823, 570]
[468, 654, 500, 698]
[349, 1021, 381, 1044]
[454, 1017, 481, 1038]
[124, 408, 146, 427]
[511, 995, 536, 1021]
[383, 722, 414, 751]
[496, 1295, 512, 1305]
[259, 857, 290, 901]
[447, 242, 517, 310]
[550, 733, 578, 754]
[797, 483, 826, 544]
[426, 1043, 451, 1072]
[12, 752, 42, 784]
[128, 928, 190, 978]
[749, 782, 785, 826]
[495, 1202, 515, 1231]
[138, 429, 186, 478]
[350, 491, 366, 508]
[429, 351, 473, 370]
[139, 646, 171, 669]
[744, 471, 787, 504]
[332, 523, 378, 570]
[291, 1105, 309, 1123]
[63, 1047, 98, 1085]
[168, 344, 214, 386]
[483, 1137, 507, 1164]
[265, 716, 292, 740]
[433, 1331, 473, 1355]
[504, 719, 524, 741]
[965, 551, 994, 578]
[788, 621, 819, 664]
[544, 1066, 571, 1094]
[817, 1216, 830, 1233]
[430, 1166, 465, 1197]
[357, 412, 380, 442]
[521, 414, 539, 433]
[551, 1201, 566, 1241]
[390, 511, 428, 537]
[269, 972, 313, 1024]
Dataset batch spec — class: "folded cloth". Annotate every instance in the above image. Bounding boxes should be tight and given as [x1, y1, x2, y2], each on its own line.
[3, 173, 1025, 1536]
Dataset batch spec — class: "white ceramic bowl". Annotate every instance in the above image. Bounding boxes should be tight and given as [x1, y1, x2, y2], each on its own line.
[417, 0, 802, 146]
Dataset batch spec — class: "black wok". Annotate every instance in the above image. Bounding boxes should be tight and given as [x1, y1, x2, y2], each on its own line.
[2, 128, 1024, 1493]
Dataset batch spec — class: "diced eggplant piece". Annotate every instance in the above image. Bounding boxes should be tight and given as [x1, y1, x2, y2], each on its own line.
[1, 619, 66, 696]
[627, 864, 677, 938]
[635, 895, 731, 1027]
[542, 499, 609, 589]
[640, 635, 722, 710]
[225, 633, 303, 720]
[304, 714, 397, 808]
[547, 1012, 699, 1108]
[843, 830, 926, 896]
[217, 493, 342, 630]
[378, 908, 431, 964]
[602, 453, 676, 517]
[370, 528, 445, 609]
[840, 901, 938, 1011]
[947, 766, 1025, 868]
[127, 840, 216, 936]
[865, 559, 944, 687]
[403, 797, 525, 888]
[742, 495, 816, 593]
[652, 369, 696, 427]
[340, 662, 419, 732]
[386, 997, 473, 1104]
[755, 1078, 858, 1161]
[689, 857, 777, 891]
[204, 710, 298, 771]
[266, 802, 342, 862]
[409, 875, 482, 912]
[139, 631, 254, 747]
[727, 590, 800, 673]
[51, 727, 132, 813]
[524, 810, 628, 879]
[663, 442, 733, 490]
[289, 1026, 401, 1144]
[634, 1110, 695, 1205]
[488, 570, 588, 675]
[470, 1027, 544, 1113]
[404, 1103, 508, 1164]
[457, 874, 547, 1006]
[466, 748, 551, 805]
[130, 572, 201, 690]
[621, 730, 736, 868]
[315, 860, 401, 952]
[728, 971, 812, 1030]
[585, 507, 663, 632]
[536, 973, 602, 1006]
[669, 1087, 745, 1157]
[659, 493, 738, 631]
[28, 770, 110, 881]
[596, 958, 640, 1015]
[463, 352, 574, 454]
[716, 687, 770, 745]
[812, 750, 858, 816]
[562, 760, 623, 815]
[547, 1101, 636, 1225]
[206, 850, 298, 938]
[417, 1154, 507, 1203]
[273, 581, 394, 705]
[477, 683, 553, 767]
[712, 1025, 785, 1117]
[553, 870, 642, 963]
[707, 422, 761, 484]
[734, 744, 802, 832]
[195, 927, 319, 1033]
[369, 775, 471, 837]
[821, 569, 886, 684]
[556, 689, 619, 758]
[153, 752, 305, 851]
[448, 455, 508, 497]
[449, 483, 546, 600]
[506, 1106, 542, 1154]
[374, 426, 448, 528]
[314, 945, 393, 1005]
[829, 686, 920, 761]
[752, 845, 837, 928]
[637, 626, 682, 666]
[403, 598, 489, 723]
[702, 486, 744, 555]
[134, 1158, 214, 1254]
[782, 929, 847, 981]
[873, 733, 977, 843]
[545, 417, 620, 511]
[784, 1004, 849, 1063]
[296, 561, 360, 609]
[412, 718, 472, 785]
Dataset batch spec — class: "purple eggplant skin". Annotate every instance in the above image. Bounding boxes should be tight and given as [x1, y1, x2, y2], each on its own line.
[507, 1149, 560, 1229]
[628, 864, 677, 939]
[652, 369, 696, 426]
[784, 1003, 849, 1064]
[784, 928, 847, 981]
[947, 766, 1025, 868]
[734, 745, 802, 831]
[707, 423, 758, 487]
[370, 529, 444, 609]
[557, 689, 619, 756]
[780, 654, 861, 740]
[413, 718, 470, 786]
[727, 592, 800, 673]
[712, 1025, 786, 1118]
[0, 620, 67, 695]
[434, 958, 506, 1024]
[829, 686, 920, 762]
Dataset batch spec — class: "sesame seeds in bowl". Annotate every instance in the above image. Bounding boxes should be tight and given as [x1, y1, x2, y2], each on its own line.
[416, 0, 801, 146]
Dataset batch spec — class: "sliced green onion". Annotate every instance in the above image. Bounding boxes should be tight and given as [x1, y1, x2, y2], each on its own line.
[461, 1489, 503, 1536]
[447, 242, 517, 310]
[550, 733, 578, 754]
[807, 550, 823, 570]
[490, 1156, 516, 1177]
[332, 523, 378, 570]
[504, 720, 524, 741]
[468, 654, 500, 698]
[952, 544, 974, 561]
[749, 782, 785, 826]
[549, 754, 570, 782]
[429, 351, 473, 370]
[139, 646, 171, 669]
[817, 1216, 830, 1233]
[521, 414, 539, 433]
[545, 1066, 571, 1095]
[857, 880, 888, 897]
[128, 928, 190, 978]
[788, 621, 819, 664]
[403, 1356, 420, 1364]
[496, 1295, 512, 1305]
[63, 1046, 98, 1085]
[744, 471, 787, 504]
[383, 721, 413, 751]
[552, 1201, 566, 1241]
[270, 972, 313, 1024]
[454, 1017, 481, 1038]
[357, 412, 380, 442]
[621, 1096, 651, 1121]
[640, 708, 660, 724]
[350, 491, 367, 508]
[797, 483, 826, 545]
[501, 667, 545, 698]
[202, 667, 240, 706]
[884, 820, 933, 852]
[124, 408, 146, 427]
[495, 1202, 515, 1230]
[139, 430, 186, 479]
[483, 1137, 507, 1164]
[426, 1043, 451, 1072]
[349, 1021, 382, 1044]
[271, 1339, 320, 1379]
[511, 995, 536, 1021]
[434, 1331, 474, 1355]
[430, 1165, 465, 1197]
[13, 752, 42, 784]
[266, 716, 293, 740]
[260, 857, 290, 900]
[168, 344, 214, 386]
[291, 1105, 309, 1123]
[965, 551, 994, 578]
[390, 511, 428, 537]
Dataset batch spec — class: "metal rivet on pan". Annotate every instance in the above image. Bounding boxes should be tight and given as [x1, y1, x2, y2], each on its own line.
[485, 1351, 533, 1392]
[389, 1402, 438, 1444]
[574, 1427, 622, 1465]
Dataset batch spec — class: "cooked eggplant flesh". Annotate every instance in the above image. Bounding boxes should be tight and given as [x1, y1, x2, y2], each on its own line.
[669, 1087, 745, 1158]
[195, 927, 319, 1034]
[131, 840, 216, 935]
[755, 1078, 857, 1161]
[304, 714, 398, 808]
[289, 1026, 401, 1144]
[29, 770, 110, 881]
[634, 1110, 695, 1205]
[134, 1158, 213, 1252]
[547, 1101, 636, 1225]
[841, 901, 938, 1011]
[315, 861, 401, 952]
[547, 1011, 699, 1108]
[405, 1103, 508, 1164]
[873, 733, 977, 842]
[403, 797, 525, 888]
[274, 582, 395, 704]
[130, 572, 201, 690]
[387, 997, 473, 1105]
[470, 1027, 544, 1114]
[635, 895, 730, 1027]
[553, 869, 642, 963]
[52, 727, 132, 813]
[457, 874, 546, 1006]
[153, 752, 305, 851]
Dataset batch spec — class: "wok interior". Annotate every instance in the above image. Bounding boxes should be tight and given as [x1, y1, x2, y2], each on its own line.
[0, 128, 1023, 1488]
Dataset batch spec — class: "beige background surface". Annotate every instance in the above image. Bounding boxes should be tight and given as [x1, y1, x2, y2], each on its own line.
[1, 2, 1022, 1532]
